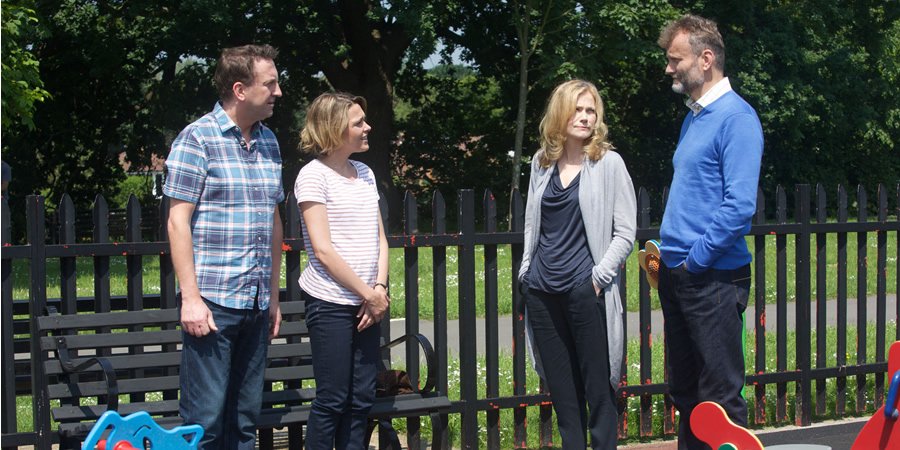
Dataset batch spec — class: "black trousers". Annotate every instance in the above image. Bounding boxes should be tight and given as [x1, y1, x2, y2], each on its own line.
[525, 279, 618, 449]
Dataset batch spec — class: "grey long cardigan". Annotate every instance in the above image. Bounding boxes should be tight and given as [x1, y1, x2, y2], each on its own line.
[518, 149, 637, 391]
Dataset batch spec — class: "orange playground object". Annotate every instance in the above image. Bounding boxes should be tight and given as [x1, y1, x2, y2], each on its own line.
[691, 401, 764, 450]
[851, 341, 900, 449]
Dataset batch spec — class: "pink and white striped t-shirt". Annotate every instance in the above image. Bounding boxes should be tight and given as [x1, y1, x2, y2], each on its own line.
[294, 159, 381, 305]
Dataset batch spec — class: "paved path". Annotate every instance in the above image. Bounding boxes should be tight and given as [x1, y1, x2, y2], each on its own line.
[389, 294, 897, 362]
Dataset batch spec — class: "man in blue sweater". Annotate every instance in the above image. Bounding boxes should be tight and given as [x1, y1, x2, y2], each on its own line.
[657, 14, 764, 449]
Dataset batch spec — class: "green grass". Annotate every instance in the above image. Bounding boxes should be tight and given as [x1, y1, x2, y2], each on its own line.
[13, 321, 894, 445]
[7, 228, 896, 440]
[10, 230, 897, 319]
[381, 321, 895, 447]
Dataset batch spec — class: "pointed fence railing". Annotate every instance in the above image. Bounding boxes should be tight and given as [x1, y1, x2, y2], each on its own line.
[1, 183, 898, 449]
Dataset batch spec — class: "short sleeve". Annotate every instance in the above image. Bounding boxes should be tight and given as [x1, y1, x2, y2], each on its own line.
[294, 162, 328, 205]
[163, 127, 208, 204]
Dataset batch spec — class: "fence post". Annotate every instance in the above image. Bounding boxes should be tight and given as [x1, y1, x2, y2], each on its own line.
[896, 183, 900, 343]
[856, 185, 869, 413]
[432, 190, 451, 449]
[483, 189, 501, 450]
[835, 185, 848, 417]
[509, 188, 528, 448]
[457, 189, 478, 448]
[637, 187, 654, 437]
[27, 195, 52, 448]
[281, 192, 304, 448]
[875, 184, 888, 408]
[402, 191, 423, 448]
[284, 192, 302, 304]
[58, 195, 78, 315]
[794, 184, 812, 426]
[775, 185, 788, 422]
[753, 186, 768, 425]
[1, 196, 15, 437]
[125, 196, 146, 404]
[815, 184, 828, 417]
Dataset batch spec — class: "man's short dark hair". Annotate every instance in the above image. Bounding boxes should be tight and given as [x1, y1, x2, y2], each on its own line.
[658, 14, 725, 72]
[214, 44, 280, 101]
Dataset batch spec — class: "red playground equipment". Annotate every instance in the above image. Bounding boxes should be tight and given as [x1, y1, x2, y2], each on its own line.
[691, 341, 900, 449]
[851, 340, 900, 449]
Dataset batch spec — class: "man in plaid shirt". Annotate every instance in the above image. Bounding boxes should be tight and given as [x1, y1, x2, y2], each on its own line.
[164, 44, 284, 449]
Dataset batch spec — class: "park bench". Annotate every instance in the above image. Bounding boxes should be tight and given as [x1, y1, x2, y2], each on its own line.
[37, 299, 451, 449]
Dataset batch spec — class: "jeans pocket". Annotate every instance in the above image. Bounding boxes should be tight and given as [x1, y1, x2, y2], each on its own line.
[728, 265, 752, 312]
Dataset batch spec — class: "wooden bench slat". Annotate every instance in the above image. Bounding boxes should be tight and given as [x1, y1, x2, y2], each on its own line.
[48, 376, 181, 399]
[57, 416, 186, 440]
[44, 352, 183, 376]
[52, 400, 181, 422]
[273, 320, 308, 336]
[41, 329, 183, 351]
[369, 393, 453, 418]
[262, 387, 317, 405]
[264, 365, 315, 382]
[39, 303, 450, 449]
[38, 309, 179, 331]
[266, 342, 312, 359]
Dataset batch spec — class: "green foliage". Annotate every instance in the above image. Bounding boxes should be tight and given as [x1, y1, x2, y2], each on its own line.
[693, 0, 900, 213]
[1, 1, 51, 131]
[2, 0, 897, 230]
[394, 65, 511, 219]
[110, 175, 158, 209]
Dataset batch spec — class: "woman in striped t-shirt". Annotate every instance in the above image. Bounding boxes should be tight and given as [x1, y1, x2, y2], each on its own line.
[294, 92, 390, 450]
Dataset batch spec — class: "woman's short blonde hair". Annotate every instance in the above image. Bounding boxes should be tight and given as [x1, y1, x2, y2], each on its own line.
[300, 92, 367, 156]
[537, 79, 613, 168]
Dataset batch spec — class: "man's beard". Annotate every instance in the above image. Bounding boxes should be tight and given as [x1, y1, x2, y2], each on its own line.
[672, 62, 703, 96]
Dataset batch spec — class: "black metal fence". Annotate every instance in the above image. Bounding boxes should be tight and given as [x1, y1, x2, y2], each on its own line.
[2, 183, 898, 449]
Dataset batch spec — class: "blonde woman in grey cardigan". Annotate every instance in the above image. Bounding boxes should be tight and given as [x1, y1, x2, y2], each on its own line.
[518, 79, 636, 449]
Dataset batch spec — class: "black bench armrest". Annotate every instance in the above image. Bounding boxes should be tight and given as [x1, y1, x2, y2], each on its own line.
[45, 307, 119, 412]
[380, 334, 437, 394]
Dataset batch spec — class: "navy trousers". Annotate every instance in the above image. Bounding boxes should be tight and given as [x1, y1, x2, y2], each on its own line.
[303, 291, 381, 450]
[658, 262, 751, 450]
[179, 297, 269, 450]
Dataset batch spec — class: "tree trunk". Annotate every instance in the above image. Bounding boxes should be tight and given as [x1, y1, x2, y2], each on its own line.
[511, 52, 531, 193]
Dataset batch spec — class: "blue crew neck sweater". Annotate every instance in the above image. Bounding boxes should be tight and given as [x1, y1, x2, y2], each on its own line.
[659, 90, 764, 272]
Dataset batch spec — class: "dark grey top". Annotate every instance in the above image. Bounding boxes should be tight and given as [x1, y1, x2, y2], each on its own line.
[525, 166, 593, 294]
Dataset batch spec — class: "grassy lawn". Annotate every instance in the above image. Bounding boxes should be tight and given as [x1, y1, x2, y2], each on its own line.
[15, 322, 892, 446]
[9, 230, 897, 319]
[7, 228, 896, 442]
[376, 321, 895, 447]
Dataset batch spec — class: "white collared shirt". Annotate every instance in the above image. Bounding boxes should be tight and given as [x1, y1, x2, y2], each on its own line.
[686, 77, 733, 115]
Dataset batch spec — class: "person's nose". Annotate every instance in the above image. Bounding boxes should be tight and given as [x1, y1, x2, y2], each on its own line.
[273, 82, 282, 97]
[665, 62, 676, 75]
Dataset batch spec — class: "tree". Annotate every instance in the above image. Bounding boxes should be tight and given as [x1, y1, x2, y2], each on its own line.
[695, 0, 900, 206]
[394, 65, 509, 224]
[3, 0, 446, 228]
[1, 2, 50, 131]
[438, 0, 681, 197]
[261, 0, 445, 226]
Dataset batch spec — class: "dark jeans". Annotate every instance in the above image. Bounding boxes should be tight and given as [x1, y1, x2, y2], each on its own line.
[179, 297, 270, 450]
[658, 262, 750, 450]
[303, 291, 381, 450]
[524, 279, 617, 449]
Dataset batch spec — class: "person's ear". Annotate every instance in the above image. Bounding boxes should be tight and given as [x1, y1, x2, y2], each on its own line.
[232, 82, 246, 101]
[700, 49, 715, 72]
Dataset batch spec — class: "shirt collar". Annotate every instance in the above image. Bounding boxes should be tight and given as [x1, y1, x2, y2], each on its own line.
[685, 77, 732, 115]
[212, 101, 260, 137]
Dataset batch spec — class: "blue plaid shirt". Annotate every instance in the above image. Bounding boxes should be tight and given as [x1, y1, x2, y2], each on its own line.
[164, 102, 285, 309]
